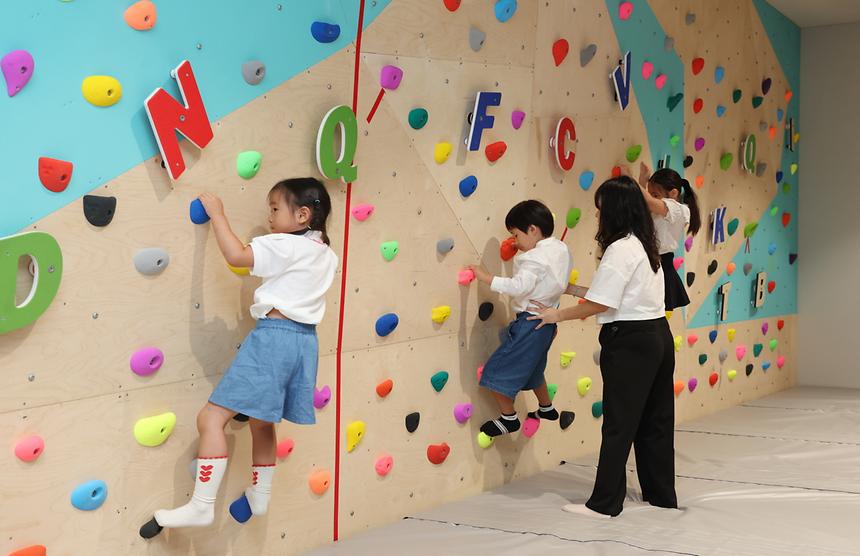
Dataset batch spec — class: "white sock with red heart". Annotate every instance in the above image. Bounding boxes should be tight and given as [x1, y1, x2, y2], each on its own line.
[154, 456, 228, 528]
[245, 464, 275, 516]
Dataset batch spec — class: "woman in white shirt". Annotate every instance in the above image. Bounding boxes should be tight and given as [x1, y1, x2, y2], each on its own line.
[529, 176, 677, 518]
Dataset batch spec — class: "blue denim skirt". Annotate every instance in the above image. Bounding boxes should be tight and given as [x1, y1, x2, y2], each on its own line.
[209, 318, 318, 424]
[479, 312, 557, 399]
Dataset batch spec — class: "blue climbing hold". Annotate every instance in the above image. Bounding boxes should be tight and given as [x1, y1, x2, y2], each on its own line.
[714, 65, 725, 84]
[494, 0, 517, 22]
[762, 361, 772, 371]
[776, 170, 784, 183]
[311, 21, 340, 43]
[767, 242, 777, 255]
[229, 494, 253, 523]
[716, 105, 726, 118]
[709, 330, 718, 344]
[71, 480, 108, 511]
[190, 198, 209, 224]
[777, 108, 784, 122]
[459, 175, 478, 197]
[375, 313, 399, 337]
[579, 170, 595, 191]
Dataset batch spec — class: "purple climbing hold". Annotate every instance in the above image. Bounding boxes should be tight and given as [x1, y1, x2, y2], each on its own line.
[380, 65, 404, 90]
[684, 236, 693, 253]
[453, 403, 473, 424]
[694, 137, 706, 151]
[313, 385, 332, 409]
[1, 50, 35, 97]
[511, 110, 525, 130]
[130, 347, 164, 377]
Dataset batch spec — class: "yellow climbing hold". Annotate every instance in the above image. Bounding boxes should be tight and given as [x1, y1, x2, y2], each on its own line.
[560, 351, 576, 367]
[568, 268, 579, 285]
[434, 142, 452, 164]
[727, 328, 736, 342]
[82, 75, 123, 107]
[346, 421, 366, 453]
[133, 412, 176, 447]
[576, 376, 592, 396]
[665, 310, 673, 320]
[673, 335, 682, 352]
[227, 263, 250, 276]
[431, 305, 452, 324]
[727, 369, 738, 381]
[477, 431, 494, 449]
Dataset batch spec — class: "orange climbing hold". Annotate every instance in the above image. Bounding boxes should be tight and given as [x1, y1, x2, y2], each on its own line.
[124, 0, 157, 31]
[500, 237, 518, 261]
[673, 380, 685, 396]
[695, 175, 704, 188]
[376, 378, 394, 398]
[8, 547, 46, 556]
[784, 90, 793, 103]
[308, 469, 331, 495]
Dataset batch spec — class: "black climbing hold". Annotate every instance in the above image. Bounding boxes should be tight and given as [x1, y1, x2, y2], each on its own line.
[745, 364, 754, 376]
[683, 155, 693, 168]
[707, 260, 718, 275]
[559, 411, 575, 430]
[478, 302, 494, 321]
[139, 517, 163, 539]
[686, 272, 695, 287]
[83, 195, 116, 227]
[789, 253, 797, 265]
[405, 412, 420, 433]
[233, 413, 249, 422]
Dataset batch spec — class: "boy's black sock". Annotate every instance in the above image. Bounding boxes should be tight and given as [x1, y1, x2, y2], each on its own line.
[527, 403, 559, 421]
[480, 413, 521, 437]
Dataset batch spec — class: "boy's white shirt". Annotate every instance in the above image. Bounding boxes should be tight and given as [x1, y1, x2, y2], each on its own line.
[490, 237, 573, 314]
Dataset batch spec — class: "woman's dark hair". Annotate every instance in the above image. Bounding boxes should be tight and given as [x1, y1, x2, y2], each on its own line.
[505, 200, 554, 237]
[648, 168, 701, 236]
[594, 176, 661, 273]
[268, 177, 332, 245]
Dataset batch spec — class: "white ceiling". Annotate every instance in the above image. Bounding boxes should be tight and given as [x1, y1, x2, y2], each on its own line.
[765, 0, 860, 28]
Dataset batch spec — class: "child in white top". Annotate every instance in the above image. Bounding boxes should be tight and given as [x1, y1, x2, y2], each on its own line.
[141, 178, 338, 538]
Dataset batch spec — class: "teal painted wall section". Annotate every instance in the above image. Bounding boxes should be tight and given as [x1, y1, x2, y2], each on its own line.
[0, 0, 390, 237]
[687, 0, 800, 327]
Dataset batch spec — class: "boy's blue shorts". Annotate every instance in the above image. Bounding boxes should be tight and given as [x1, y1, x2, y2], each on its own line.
[479, 312, 557, 399]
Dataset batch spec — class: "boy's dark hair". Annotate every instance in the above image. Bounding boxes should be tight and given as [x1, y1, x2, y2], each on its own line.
[594, 176, 661, 273]
[505, 200, 554, 237]
[268, 177, 332, 245]
[648, 168, 702, 236]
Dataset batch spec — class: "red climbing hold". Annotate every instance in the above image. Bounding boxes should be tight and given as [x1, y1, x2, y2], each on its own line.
[38, 157, 73, 193]
[777, 319, 785, 330]
[427, 442, 450, 464]
[500, 237, 518, 261]
[443, 0, 461, 11]
[693, 98, 703, 114]
[709, 372, 719, 387]
[767, 281, 776, 293]
[485, 141, 507, 162]
[552, 39, 569, 67]
[692, 57, 704, 75]
[611, 166, 622, 178]
[782, 212, 791, 227]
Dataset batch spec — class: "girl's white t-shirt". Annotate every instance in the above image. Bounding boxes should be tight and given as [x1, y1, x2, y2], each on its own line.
[585, 234, 665, 325]
[249, 230, 338, 324]
[653, 198, 690, 254]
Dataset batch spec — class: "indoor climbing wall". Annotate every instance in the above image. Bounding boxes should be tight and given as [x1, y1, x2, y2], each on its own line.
[1, 1, 799, 555]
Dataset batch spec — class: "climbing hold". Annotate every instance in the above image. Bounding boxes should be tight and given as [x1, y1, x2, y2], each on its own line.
[552, 38, 569, 67]
[569, 269, 579, 285]
[124, 0, 157, 30]
[688, 378, 698, 392]
[190, 199, 209, 224]
[790, 163, 798, 175]
[692, 57, 704, 75]
[707, 260, 718, 275]
[698, 354, 707, 365]
[566, 207, 582, 228]
[709, 330, 718, 344]
[83, 195, 116, 227]
[408, 108, 429, 130]
[694, 137, 706, 151]
[346, 421, 365, 452]
[673, 257, 683, 271]
[579, 170, 594, 191]
[311, 21, 340, 43]
[591, 401, 603, 418]
[560, 351, 576, 368]
[14, 436, 44, 462]
[731, 90, 743, 105]
[686, 272, 695, 287]
[727, 328, 736, 342]
[673, 380, 684, 396]
[477, 432, 494, 449]
[130, 348, 163, 377]
[434, 142, 452, 164]
[727, 369, 737, 381]
[560, 411, 575, 430]
[768, 280, 776, 293]
[38, 157, 73, 193]
[444, 0, 462, 11]
[683, 155, 694, 168]
[626, 144, 642, 163]
[761, 77, 772, 95]
[695, 176, 705, 188]
[351, 203, 375, 222]
[1, 50, 34, 97]
[241, 60, 265, 85]
[459, 175, 478, 197]
[666, 93, 684, 112]
[746, 364, 754, 376]
[309, 469, 331, 495]
[777, 356, 786, 369]
[71, 480, 108, 511]
[133, 248, 170, 275]
[693, 98, 704, 114]
[436, 238, 455, 255]
[785, 89, 793, 102]
[431, 371, 449, 392]
[716, 105, 726, 117]
[769, 339, 778, 351]
[720, 153, 733, 170]
[673, 336, 682, 352]
[669, 134, 680, 147]
[82, 75, 122, 107]
[469, 26, 486, 52]
[375, 455, 394, 476]
[375, 314, 399, 337]
[736, 345, 746, 360]
[576, 377, 592, 397]
[655, 74, 667, 90]
[768, 242, 777, 255]
[789, 253, 798, 265]
[777, 319, 785, 330]
[782, 212, 791, 227]
[511, 109, 526, 129]
[743, 222, 758, 238]
[405, 412, 420, 433]
[380, 241, 399, 262]
[228, 263, 249, 276]
[427, 443, 450, 464]
[276, 438, 295, 459]
[494, 0, 517, 22]
[777, 108, 784, 121]
[134, 412, 176, 447]
[522, 417, 540, 438]
[548, 383, 558, 401]
[719, 349, 728, 363]
[618, 1, 634, 20]
[686, 12, 696, 24]
[500, 237, 518, 261]
[237, 151, 262, 179]
[687, 334, 698, 347]
[8, 546, 46, 556]
[756, 162, 768, 177]
[431, 305, 452, 324]
[313, 385, 332, 409]
[664, 36, 675, 51]
[727, 218, 739, 236]
[485, 141, 507, 162]
[762, 361, 771, 371]
[380, 65, 404, 90]
[727, 262, 736, 275]
[641, 61, 654, 80]
[580, 44, 597, 67]
[714, 66, 725, 84]
[376, 379, 394, 398]
[611, 166, 622, 177]
[479, 302, 494, 321]
[453, 403, 473, 424]
[776, 170, 784, 183]
[752, 96, 763, 108]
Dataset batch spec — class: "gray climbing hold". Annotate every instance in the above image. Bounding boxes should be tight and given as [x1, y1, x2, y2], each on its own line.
[241, 60, 266, 85]
[436, 238, 454, 254]
[743, 263, 753, 275]
[719, 349, 728, 363]
[685, 12, 696, 25]
[469, 26, 486, 52]
[593, 348, 601, 366]
[134, 248, 170, 275]
[579, 44, 597, 67]
[664, 36, 675, 51]
[755, 162, 767, 177]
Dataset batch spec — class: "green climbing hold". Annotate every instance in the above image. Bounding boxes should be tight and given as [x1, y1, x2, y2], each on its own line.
[667, 93, 683, 112]
[237, 151, 262, 179]
[720, 153, 733, 170]
[752, 96, 763, 108]
[743, 221, 758, 238]
[753, 343, 763, 357]
[669, 134, 680, 147]
[381, 241, 399, 261]
[732, 89, 742, 103]
[430, 370, 449, 392]
[408, 108, 429, 130]
[770, 206, 779, 217]
[591, 401, 603, 418]
[626, 144, 642, 163]
[548, 383, 558, 401]
[782, 183, 791, 194]
[698, 354, 708, 365]
[727, 218, 739, 236]
[566, 207, 582, 229]
[769, 339, 778, 351]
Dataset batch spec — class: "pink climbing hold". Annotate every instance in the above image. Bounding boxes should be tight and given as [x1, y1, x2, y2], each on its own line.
[736, 345, 747, 361]
[511, 109, 526, 130]
[777, 355, 786, 369]
[476, 364, 484, 381]
[688, 377, 698, 392]
[1, 50, 35, 97]
[655, 74, 667, 90]
[618, 1, 634, 21]
[351, 203, 375, 221]
[673, 257, 684, 271]
[453, 403, 473, 424]
[129, 347, 164, 377]
[276, 438, 295, 459]
[14, 435, 44, 462]
[313, 385, 332, 409]
[694, 137, 705, 151]
[380, 65, 404, 90]
[687, 334, 698, 347]
[522, 417, 540, 438]
[641, 61, 654, 80]
[375, 455, 394, 476]
[458, 269, 476, 286]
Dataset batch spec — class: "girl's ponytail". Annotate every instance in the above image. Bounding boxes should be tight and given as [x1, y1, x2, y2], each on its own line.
[679, 179, 701, 236]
